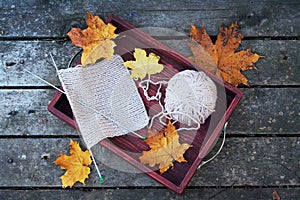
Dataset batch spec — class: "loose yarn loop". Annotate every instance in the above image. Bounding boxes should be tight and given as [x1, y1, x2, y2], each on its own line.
[58, 55, 148, 149]
[164, 70, 217, 127]
[138, 75, 168, 102]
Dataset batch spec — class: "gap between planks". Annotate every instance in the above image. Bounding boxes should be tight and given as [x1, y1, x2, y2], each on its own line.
[1, 134, 300, 139]
[0, 36, 299, 42]
[1, 85, 300, 90]
[0, 184, 300, 190]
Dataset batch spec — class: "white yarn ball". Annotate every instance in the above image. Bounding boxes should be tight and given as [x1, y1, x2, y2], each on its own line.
[164, 70, 217, 126]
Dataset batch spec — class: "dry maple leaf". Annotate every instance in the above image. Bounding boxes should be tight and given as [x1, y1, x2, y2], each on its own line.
[188, 22, 263, 86]
[140, 122, 191, 174]
[67, 11, 117, 67]
[123, 48, 164, 80]
[272, 190, 281, 200]
[54, 139, 92, 188]
[187, 40, 219, 75]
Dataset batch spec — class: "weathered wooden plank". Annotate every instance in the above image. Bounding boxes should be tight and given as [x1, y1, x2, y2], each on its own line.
[0, 188, 299, 200]
[0, 88, 300, 135]
[1, 40, 299, 86]
[0, 1, 299, 37]
[241, 40, 300, 86]
[161, 40, 300, 86]
[1, 88, 299, 136]
[229, 87, 300, 135]
[0, 137, 299, 187]
[0, 89, 77, 136]
[0, 41, 78, 87]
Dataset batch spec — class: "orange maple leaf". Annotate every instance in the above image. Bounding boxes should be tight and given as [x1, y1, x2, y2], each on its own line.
[67, 12, 117, 67]
[54, 139, 92, 188]
[188, 22, 263, 86]
[140, 122, 191, 174]
[187, 41, 219, 75]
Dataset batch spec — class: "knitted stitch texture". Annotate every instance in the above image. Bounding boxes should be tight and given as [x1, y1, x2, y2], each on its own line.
[58, 55, 148, 148]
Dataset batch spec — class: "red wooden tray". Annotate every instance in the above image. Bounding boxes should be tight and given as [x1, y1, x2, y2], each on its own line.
[48, 14, 243, 194]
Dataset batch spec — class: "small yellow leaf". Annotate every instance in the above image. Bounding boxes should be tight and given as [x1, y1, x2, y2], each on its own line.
[123, 48, 164, 80]
[54, 139, 92, 188]
[140, 122, 191, 174]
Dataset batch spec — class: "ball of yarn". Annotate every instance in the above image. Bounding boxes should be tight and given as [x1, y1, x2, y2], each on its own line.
[164, 70, 217, 126]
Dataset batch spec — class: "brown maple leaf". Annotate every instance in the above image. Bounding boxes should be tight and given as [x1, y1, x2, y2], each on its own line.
[67, 12, 117, 67]
[139, 122, 191, 174]
[272, 190, 281, 200]
[54, 139, 92, 188]
[187, 40, 219, 75]
[188, 22, 263, 87]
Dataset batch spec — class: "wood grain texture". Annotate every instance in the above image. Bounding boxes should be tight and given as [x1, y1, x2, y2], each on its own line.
[1, 88, 298, 136]
[0, 90, 76, 136]
[1, 40, 299, 86]
[0, 1, 299, 37]
[0, 0, 299, 196]
[0, 188, 299, 200]
[161, 40, 300, 86]
[0, 41, 78, 87]
[0, 137, 299, 187]
[229, 88, 300, 135]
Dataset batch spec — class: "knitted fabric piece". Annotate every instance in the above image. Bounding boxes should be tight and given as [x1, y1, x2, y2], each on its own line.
[165, 70, 217, 126]
[58, 55, 148, 148]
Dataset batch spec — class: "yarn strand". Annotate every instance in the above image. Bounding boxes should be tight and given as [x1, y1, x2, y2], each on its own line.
[139, 74, 168, 101]
[198, 122, 228, 169]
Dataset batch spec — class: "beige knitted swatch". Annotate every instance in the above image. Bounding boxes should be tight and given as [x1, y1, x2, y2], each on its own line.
[58, 55, 148, 148]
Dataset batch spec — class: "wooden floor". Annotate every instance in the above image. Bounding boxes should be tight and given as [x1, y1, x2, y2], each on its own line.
[0, 1, 299, 199]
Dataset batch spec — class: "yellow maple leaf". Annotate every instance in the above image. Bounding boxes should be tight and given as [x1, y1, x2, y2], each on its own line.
[140, 122, 191, 174]
[82, 39, 116, 65]
[67, 11, 117, 67]
[54, 139, 92, 188]
[123, 48, 164, 80]
[188, 22, 263, 87]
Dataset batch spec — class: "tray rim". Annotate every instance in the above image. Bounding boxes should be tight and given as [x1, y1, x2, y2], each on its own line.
[48, 14, 243, 194]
